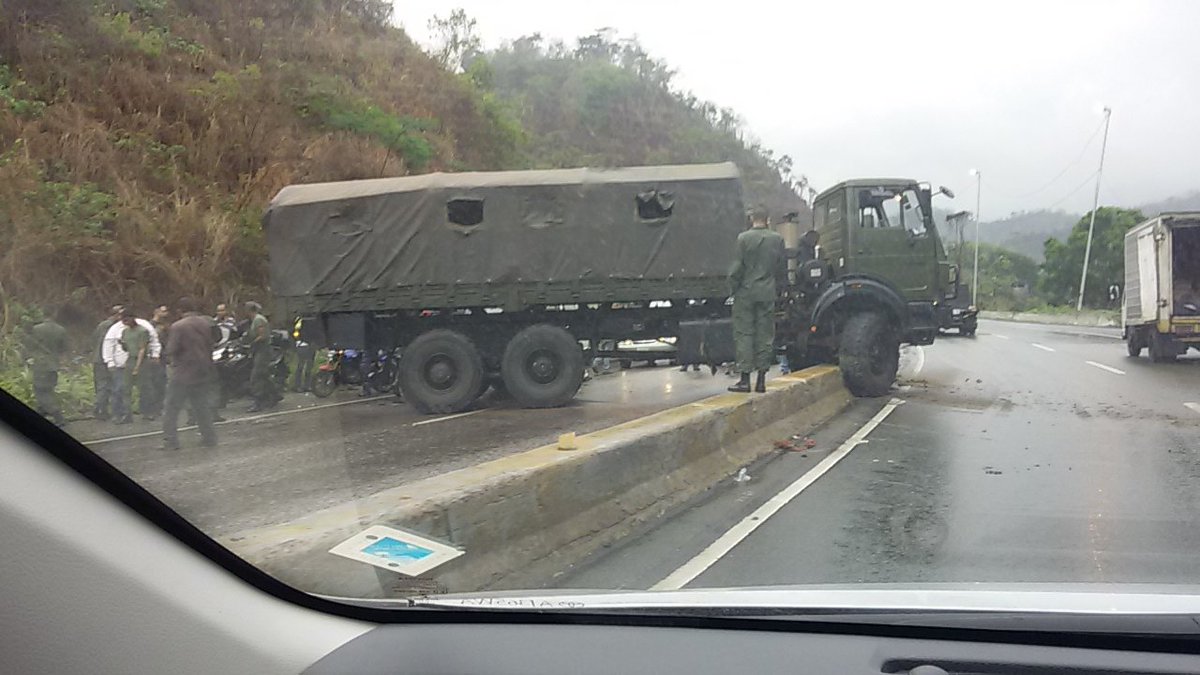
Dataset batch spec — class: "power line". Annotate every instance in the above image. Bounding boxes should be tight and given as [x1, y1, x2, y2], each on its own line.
[1042, 169, 1100, 212]
[999, 119, 1106, 200]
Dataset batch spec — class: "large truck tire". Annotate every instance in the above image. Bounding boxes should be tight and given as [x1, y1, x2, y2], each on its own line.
[1126, 328, 1143, 358]
[501, 324, 585, 408]
[399, 329, 484, 414]
[839, 312, 900, 397]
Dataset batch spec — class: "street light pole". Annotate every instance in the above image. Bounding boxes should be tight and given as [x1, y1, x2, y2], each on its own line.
[1076, 106, 1113, 311]
[969, 169, 982, 304]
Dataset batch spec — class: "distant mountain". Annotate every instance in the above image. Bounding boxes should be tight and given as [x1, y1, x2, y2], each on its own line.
[1137, 191, 1200, 217]
[934, 209, 1077, 262]
[931, 189, 1200, 263]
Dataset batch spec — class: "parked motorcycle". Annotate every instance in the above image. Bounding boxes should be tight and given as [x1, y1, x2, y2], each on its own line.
[311, 348, 364, 398]
[363, 348, 402, 396]
[212, 328, 290, 406]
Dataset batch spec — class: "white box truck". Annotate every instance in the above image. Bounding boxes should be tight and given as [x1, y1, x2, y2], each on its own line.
[1123, 212, 1200, 361]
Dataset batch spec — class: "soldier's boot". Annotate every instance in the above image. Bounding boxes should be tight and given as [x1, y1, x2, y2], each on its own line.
[727, 373, 751, 393]
[754, 370, 768, 393]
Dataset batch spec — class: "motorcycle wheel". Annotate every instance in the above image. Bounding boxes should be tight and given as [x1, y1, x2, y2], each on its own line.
[312, 371, 337, 398]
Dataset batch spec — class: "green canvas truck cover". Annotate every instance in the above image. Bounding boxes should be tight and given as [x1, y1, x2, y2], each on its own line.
[264, 163, 745, 312]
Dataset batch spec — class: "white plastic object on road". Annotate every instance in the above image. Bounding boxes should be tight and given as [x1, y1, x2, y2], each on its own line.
[734, 468, 751, 483]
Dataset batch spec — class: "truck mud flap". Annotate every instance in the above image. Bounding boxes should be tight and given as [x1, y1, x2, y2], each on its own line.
[905, 301, 938, 346]
[678, 318, 734, 365]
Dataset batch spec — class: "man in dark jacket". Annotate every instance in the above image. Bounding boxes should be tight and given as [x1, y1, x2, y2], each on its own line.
[162, 297, 219, 450]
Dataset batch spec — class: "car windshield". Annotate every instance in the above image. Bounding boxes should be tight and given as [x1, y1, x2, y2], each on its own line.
[4, 0, 1200, 614]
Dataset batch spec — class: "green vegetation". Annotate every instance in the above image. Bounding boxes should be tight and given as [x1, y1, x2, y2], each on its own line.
[951, 242, 1041, 311]
[1040, 207, 1144, 307]
[0, 1, 807, 410]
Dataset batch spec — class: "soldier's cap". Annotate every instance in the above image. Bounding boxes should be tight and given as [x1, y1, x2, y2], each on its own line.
[119, 307, 135, 319]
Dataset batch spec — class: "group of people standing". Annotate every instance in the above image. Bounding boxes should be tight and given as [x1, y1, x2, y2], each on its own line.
[24, 298, 281, 451]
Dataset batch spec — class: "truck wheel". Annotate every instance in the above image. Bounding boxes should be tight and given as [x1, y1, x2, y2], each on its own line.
[501, 324, 585, 408]
[312, 371, 336, 398]
[839, 312, 899, 397]
[399, 330, 484, 414]
[1126, 329, 1143, 358]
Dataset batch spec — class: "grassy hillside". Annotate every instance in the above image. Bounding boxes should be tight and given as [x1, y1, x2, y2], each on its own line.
[0, 3, 805, 330]
[480, 31, 806, 218]
[0, 0, 529, 325]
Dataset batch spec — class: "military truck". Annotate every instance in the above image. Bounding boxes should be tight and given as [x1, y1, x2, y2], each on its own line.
[1123, 212, 1200, 361]
[265, 164, 957, 412]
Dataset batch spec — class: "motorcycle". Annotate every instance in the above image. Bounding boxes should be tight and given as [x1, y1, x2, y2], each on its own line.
[311, 347, 364, 398]
[363, 348, 402, 396]
[213, 328, 290, 406]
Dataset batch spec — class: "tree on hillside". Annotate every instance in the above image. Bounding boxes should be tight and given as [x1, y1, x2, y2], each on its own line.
[1039, 207, 1144, 307]
[482, 30, 806, 219]
[951, 242, 1041, 311]
[428, 8, 481, 72]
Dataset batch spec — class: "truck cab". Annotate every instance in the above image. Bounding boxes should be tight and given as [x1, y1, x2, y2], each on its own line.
[816, 179, 954, 337]
[772, 179, 956, 395]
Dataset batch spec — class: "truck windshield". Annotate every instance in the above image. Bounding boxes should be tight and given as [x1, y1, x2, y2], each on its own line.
[858, 187, 926, 234]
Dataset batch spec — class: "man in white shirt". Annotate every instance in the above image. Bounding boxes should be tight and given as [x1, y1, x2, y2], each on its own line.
[102, 310, 162, 424]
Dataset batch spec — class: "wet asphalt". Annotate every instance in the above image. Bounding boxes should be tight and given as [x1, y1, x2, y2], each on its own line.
[559, 320, 1200, 589]
[84, 363, 737, 536]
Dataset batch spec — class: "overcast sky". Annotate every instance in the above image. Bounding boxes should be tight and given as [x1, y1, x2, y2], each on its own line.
[394, 0, 1200, 217]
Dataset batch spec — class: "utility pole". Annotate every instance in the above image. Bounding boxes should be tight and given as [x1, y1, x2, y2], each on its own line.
[969, 169, 982, 303]
[1077, 106, 1113, 311]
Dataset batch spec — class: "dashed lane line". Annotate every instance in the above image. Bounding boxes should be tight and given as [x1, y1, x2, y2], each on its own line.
[990, 333, 1010, 340]
[1185, 403, 1200, 416]
[1085, 361, 1126, 375]
[650, 397, 906, 591]
[1031, 343, 1056, 352]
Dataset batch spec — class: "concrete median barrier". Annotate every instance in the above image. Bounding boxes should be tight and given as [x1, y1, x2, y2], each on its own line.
[222, 366, 851, 597]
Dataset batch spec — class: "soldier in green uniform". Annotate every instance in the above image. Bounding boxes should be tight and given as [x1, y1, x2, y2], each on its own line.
[90, 304, 123, 420]
[243, 301, 280, 412]
[727, 206, 786, 393]
[24, 309, 69, 425]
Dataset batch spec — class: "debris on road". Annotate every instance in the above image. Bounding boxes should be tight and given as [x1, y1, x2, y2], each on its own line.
[734, 467, 751, 483]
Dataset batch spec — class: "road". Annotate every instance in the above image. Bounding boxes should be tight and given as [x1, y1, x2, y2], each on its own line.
[559, 319, 1200, 589]
[86, 364, 735, 536]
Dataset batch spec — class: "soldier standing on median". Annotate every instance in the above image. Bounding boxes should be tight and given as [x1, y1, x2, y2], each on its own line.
[727, 206, 786, 394]
[90, 304, 123, 420]
[162, 297, 218, 450]
[24, 309, 69, 426]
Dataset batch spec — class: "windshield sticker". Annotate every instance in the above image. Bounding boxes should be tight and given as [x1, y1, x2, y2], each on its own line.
[330, 525, 464, 577]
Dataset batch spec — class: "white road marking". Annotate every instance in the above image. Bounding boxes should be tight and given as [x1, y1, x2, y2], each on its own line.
[650, 398, 906, 591]
[411, 409, 485, 426]
[1085, 361, 1126, 375]
[991, 333, 1010, 340]
[1031, 343, 1056, 352]
[84, 395, 393, 445]
[1185, 403, 1200, 416]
